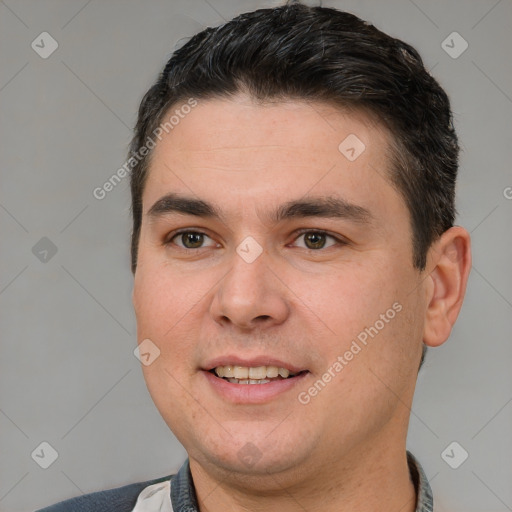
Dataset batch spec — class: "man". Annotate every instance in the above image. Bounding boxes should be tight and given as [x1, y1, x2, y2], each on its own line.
[38, 2, 471, 511]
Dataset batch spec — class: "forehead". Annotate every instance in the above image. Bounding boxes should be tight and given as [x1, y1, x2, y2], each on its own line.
[142, 95, 403, 223]
[151, 95, 390, 169]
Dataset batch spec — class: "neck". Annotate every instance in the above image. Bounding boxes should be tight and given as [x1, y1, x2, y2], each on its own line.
[189, 425, 417, 512]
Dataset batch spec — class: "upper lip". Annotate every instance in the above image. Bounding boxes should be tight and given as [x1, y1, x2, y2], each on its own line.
[203, 356, 307, 374]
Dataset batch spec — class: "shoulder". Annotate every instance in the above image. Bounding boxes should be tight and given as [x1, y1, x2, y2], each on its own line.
[35, 474, 173, 512]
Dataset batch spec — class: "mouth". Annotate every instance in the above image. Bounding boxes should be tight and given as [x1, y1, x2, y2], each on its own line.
[208, 365, 309, 384]
[201, 357, 310, 403]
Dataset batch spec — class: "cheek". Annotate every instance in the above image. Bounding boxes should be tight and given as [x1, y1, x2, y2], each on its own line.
[133, 265, 201, 424]
[299, 257, 421, 388]
[134, 259, 203, 336]
[133, 269, 192, 393]
[298, 258, 401, 340]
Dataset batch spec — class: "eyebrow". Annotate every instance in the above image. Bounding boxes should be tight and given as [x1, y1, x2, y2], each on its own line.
[147, 193, 372, 224]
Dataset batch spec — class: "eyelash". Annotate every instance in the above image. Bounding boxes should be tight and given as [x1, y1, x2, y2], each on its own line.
[164, 228, 346, 251]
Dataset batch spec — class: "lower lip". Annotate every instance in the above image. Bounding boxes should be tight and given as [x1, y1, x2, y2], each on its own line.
[202, 370, 309, 404]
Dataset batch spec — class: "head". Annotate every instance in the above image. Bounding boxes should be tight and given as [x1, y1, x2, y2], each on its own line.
[130, 2, 470, 487]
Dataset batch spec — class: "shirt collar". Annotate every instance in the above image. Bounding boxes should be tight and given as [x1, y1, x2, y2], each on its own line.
[407, 451, 434, 512]
[170, 458, 199, 511]
[170, 451, 434, 512]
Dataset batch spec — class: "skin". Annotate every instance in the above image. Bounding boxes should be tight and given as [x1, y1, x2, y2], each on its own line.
[132, 94, 471, 512]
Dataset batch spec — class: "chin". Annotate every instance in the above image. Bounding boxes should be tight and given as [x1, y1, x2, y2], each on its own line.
[188, 427, 312, 477]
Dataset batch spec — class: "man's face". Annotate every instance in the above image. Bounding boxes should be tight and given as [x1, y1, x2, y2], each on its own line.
[133, 95, 428, 478]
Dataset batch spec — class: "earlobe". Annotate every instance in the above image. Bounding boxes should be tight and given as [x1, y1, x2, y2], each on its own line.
[423, 227, 472, 347]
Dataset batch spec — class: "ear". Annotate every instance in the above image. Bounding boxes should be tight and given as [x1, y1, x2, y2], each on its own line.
[423, 226, 472, 347]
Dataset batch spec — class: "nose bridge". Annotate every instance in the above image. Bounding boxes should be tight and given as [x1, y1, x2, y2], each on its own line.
[210, 240, 289, 329]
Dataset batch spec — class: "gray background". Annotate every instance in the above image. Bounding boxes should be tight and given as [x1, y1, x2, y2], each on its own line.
[1, 0, 511, 511]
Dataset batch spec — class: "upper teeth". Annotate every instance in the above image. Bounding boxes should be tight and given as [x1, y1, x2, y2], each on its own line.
[214, 365, 293, 379]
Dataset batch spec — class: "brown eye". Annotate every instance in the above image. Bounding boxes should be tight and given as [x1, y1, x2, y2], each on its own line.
[304, 232, 327, 249]
[294, 231, 339, 250]
[180, 232, 204, 248]
[168, 231, 216, 249]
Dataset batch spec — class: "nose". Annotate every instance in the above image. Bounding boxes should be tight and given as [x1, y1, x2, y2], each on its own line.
[209, 246, 290, 331]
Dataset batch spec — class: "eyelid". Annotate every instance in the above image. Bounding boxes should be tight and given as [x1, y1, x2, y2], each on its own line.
[290, 228, 347, 248]
[165, 228, 218, 248]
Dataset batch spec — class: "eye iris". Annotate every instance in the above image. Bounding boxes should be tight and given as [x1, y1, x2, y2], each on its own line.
[182, 232, 203, 248]
[304, 232, 326, 249]
[177, 232, 329, 249]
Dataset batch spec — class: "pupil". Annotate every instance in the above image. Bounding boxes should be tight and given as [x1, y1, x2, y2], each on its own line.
[305, 232, 325, 249]
[183, 233, 203, 248]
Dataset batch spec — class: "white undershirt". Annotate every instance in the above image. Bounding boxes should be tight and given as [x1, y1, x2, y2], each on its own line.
[131, 480, 173, 512]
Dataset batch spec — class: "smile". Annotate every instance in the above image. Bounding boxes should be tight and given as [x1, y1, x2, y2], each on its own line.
[210, 365, 305, 384]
